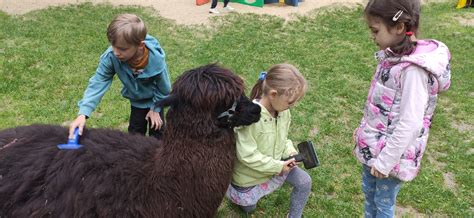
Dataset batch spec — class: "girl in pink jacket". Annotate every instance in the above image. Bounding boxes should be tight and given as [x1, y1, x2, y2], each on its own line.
[353, 0, 451, 217]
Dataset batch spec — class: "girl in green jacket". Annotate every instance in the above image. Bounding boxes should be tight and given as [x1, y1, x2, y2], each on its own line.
[226, 64, 312, 218]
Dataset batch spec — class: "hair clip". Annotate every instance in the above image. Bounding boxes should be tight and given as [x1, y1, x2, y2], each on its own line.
[405, 31, 414, 36]
[259, 71, 267, 81]
[392, 10, 403, 22]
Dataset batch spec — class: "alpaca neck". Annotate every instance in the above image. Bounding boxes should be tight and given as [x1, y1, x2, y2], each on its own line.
[148, 129, 236, 215]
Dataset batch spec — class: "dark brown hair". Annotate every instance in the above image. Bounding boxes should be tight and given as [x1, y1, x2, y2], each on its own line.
[365, 0, 421, 55]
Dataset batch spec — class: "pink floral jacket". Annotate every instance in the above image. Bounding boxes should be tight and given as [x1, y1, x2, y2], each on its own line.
[354, 40, 451, 181]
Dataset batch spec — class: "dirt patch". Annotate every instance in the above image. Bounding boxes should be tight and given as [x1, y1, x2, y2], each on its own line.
[1, 0, 368, 25]
[468, 148, 474, 155]
[457, 14, 474, 27]
[443, 172, 457, 190]
[309, 127, 319, 138]
[396, 205, 424, 217]
[1, 0, 454, 26]
[426, 152, 447, 169]
[451, 121, 473, 133]
[425, 152, 459, 192]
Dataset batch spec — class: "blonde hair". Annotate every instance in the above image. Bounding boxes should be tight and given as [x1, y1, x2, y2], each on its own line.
[107, 14, 147, 46]
[250, 63, 307, 100]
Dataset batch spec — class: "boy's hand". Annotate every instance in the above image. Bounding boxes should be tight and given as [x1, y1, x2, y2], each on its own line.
[370, 166, 388, 179]
[279, 159, 296, 176]
[146, 110, 163, 130]
[69, 115, 87, 138]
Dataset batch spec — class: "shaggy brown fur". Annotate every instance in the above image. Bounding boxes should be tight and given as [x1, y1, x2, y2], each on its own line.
[0, 64, 261, 217]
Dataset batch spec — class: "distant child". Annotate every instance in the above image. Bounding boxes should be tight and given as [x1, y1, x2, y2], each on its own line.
[69, 14, 171, 139]
[353, 0, 451, 217]
[226, 64, 312, 218]
[209, 0, 235, 14]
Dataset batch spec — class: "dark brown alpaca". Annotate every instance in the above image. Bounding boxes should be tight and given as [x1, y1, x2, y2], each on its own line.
[0, 64, 261, 217]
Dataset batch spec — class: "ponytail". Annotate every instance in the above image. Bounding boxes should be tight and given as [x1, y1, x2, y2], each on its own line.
[391, 33, 416, 55]
[391, 20, 418, 55]
[250, 80, 264, 100]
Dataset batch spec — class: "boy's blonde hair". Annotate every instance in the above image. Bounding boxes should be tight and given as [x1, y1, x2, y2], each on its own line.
[107, 14, 147, 46]
[250, 63, 307, 100]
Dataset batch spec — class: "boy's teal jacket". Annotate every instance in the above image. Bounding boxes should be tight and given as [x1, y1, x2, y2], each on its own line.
[78, 34, 171, 117]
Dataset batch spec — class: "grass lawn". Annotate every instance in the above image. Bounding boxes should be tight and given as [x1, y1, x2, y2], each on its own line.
[0, 2, 472, 217]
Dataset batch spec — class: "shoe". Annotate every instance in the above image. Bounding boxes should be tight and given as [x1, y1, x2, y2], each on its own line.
[224, 6, 235, 12]
[209, 8, 220, 14]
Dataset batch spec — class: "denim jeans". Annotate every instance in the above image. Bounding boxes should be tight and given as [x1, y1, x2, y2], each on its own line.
[362, 165, 402, 218]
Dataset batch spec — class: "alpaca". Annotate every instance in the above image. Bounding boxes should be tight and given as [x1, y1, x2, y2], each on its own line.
[0, 64, 261, 217]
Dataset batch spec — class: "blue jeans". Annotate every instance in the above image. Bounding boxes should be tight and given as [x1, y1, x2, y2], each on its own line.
[362, 165, 402, 218]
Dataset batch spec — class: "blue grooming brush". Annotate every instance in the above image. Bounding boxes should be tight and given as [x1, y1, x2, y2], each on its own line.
[57, 128, 83, 150]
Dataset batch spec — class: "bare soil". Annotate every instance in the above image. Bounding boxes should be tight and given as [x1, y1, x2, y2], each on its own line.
[0, 0, 366, 25]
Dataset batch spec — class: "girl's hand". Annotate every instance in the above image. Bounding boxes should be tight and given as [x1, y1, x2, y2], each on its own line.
[146, 110, 163, 130]
[370, 166, 388, 179]
[279, 159, 296, 176]
[288, 152, 302, 165]
[353, 128, 360, 144]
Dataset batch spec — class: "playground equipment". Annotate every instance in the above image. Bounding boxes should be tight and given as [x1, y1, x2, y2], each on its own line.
[196, 0, 303, 7]
[265, 0, 304, 7]
[196, 0, 209, 6]
[457, 0, 474, 8]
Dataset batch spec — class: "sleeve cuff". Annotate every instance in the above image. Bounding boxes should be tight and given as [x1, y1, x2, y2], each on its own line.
[272, 161, 284, 174]
[78, 107, 93, 118]
[151, 104, 161, 112]
[373, 158, 393, 176]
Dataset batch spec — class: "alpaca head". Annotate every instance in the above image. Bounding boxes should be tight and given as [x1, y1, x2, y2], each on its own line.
[157, 64, 260, 129]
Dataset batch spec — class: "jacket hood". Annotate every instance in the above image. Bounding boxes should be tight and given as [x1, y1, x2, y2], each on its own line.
[142, 34, 167, 77]
[385, 39, 451, 93]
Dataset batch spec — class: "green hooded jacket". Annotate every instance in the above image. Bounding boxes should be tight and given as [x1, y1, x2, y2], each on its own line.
[232, 100, 297, 187]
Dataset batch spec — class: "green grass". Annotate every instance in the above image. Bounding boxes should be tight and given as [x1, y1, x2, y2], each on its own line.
[1, 2, 473, 217]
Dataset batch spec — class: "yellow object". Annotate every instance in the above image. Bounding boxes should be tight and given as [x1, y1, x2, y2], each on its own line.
[457, 0, 467, 8]
[279, 0, 284, 6]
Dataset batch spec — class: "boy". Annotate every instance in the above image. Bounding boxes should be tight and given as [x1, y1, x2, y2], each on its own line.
[69, 14, 171, 139]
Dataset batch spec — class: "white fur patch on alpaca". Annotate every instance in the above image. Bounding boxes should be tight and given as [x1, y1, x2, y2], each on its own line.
[1, 138, 18, 150]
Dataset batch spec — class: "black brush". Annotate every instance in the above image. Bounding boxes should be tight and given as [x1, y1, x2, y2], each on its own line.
[282, 141, 320, 169]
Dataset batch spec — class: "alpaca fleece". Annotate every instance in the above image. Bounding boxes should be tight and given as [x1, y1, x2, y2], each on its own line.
[0, 64, 261, 217]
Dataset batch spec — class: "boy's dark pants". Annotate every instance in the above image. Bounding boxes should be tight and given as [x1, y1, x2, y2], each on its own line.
[211, 0, 229, 8]
[128, 106, 164, 139]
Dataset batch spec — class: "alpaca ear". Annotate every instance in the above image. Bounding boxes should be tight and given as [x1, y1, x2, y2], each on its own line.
[155, 94, 178, 108]
[216, 101, 236, 128]
[228, 95, 261, 128]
